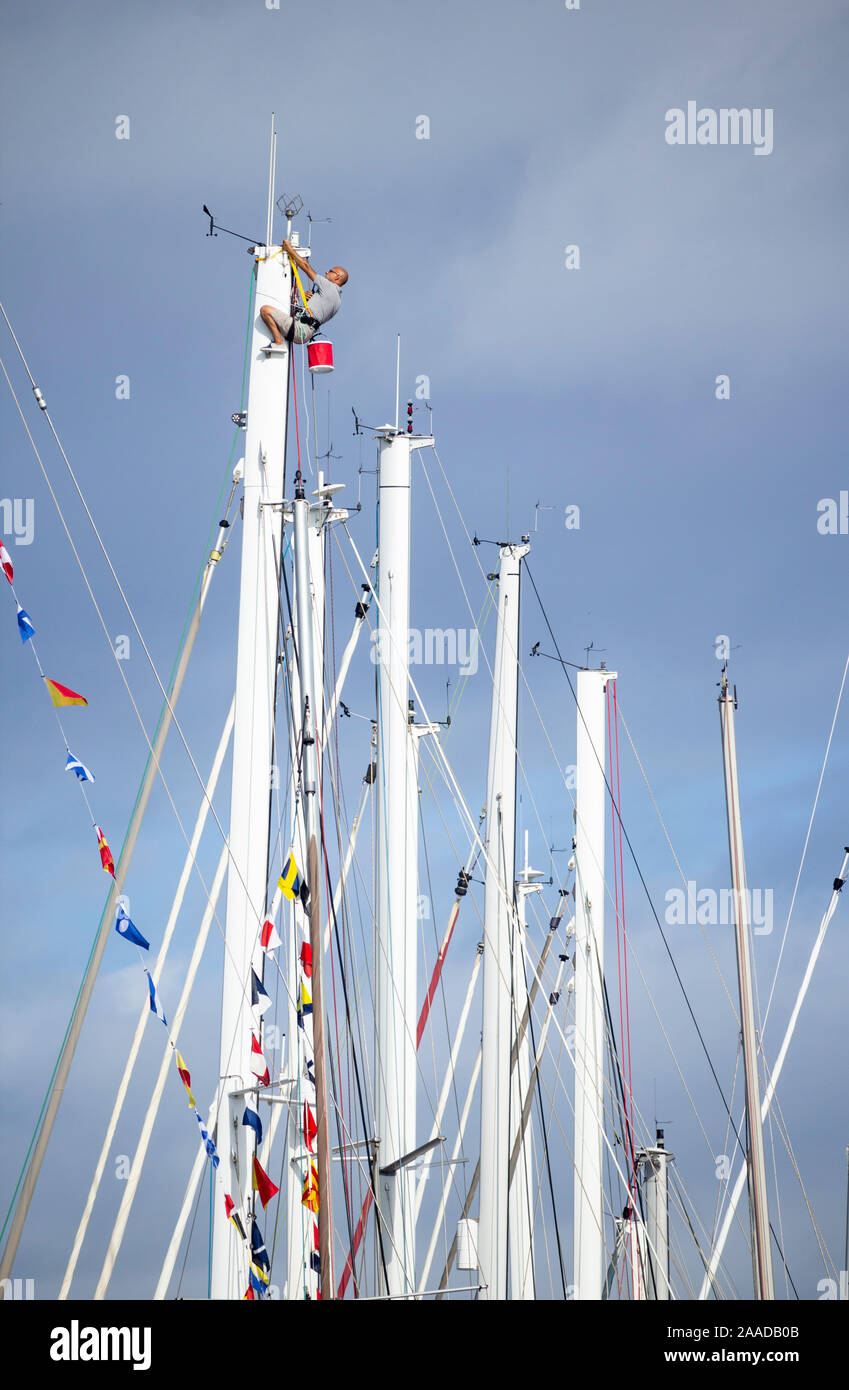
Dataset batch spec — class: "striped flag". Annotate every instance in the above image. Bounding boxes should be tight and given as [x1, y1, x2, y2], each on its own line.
[95, 825, 115, 877]
[0, 538, 13, 585]
[249, 1033, 270, 1087]
[297, 981, 313, 1028]
[65, 751, 95, 783]
[252, 1156, 279, 1210]
[144, 969, 167, 1026]
[225, 1194, 246, 1241]
[278, 851, 304, 902]
[45, 678, 88, 708]
[250, 968, 271, 1017]
[242, 1106, 262, 1145]
[16, 604, 34, 643]
[193, 1108, 220, 1168]
[299, 938, 313, 979]
[175, 1051, 195, 1107]
[260, 918, 281, 952]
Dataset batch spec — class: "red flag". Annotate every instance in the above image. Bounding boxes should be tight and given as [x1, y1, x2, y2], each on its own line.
[249, 1033, 270, 1087]
[0, 538, 13, 585]
[303, 1100, 317, 1153]
[260, 918, 281, 951]
[225, 1193, 246, 1239]
[243, 1284, 255, 1300]
[94, 825, 115, 877]
[45, 678, 88, 709]
[299, 939, 313, 979]
[252, 1155, 280, 1209]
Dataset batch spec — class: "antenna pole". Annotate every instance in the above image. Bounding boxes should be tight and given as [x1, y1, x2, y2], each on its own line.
[718, 671, 774, 1299]
[478, 539, 529, 1299]
[637, 1130, 674, 1299]
[573, 666, 616, 1300]
[394, 336, 401, 432]
[265, 114, 276, 250]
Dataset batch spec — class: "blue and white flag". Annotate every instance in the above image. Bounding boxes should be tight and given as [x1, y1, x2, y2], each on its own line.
[115, 905, 149, 950]
[193, 1108, 220, 1169]
[65, 751, 95, 783]
[16, 604, 34, 643]
[242, 1105, 262, 1145]
[145, 970, 167, 1026]
[251, 968, 272, 1018]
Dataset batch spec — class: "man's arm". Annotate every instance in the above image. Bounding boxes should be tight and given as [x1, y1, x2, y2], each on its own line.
[282, 239, 317, 283]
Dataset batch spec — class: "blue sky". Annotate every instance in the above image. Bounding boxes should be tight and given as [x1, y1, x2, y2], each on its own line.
[2, 0, 849, 1300]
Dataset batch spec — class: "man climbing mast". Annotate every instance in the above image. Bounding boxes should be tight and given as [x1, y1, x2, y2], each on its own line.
[260, 239, 347, 350]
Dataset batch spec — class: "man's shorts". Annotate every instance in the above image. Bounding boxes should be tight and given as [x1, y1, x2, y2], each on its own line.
[268, 307, 316, 345]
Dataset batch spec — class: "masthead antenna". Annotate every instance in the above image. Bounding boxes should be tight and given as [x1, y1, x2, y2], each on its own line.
[395, 334, 401, 431]
[265, 113, 277, 248]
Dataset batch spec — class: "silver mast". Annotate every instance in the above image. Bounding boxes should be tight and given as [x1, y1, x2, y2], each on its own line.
[718, 668, 774, 1300]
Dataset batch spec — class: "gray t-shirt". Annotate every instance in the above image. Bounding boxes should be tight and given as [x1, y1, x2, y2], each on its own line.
[307, 274, 342, 326]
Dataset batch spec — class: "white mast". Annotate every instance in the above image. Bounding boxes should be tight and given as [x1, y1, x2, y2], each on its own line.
[718, 669, 774, 1301]
[373, 422, 432, 1297]
[637, 1129, 673, 1299]
[478, 539, 529, 1301]
[511, 831, 541, 1299]
[210, 238, 291, 1299]
[573, 665, 615, 1301]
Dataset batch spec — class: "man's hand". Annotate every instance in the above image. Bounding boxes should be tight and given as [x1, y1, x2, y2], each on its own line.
[283, 239, 317, 282]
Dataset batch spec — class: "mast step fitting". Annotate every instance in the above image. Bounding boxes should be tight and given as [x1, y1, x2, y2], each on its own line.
[262, 342, 288, 354]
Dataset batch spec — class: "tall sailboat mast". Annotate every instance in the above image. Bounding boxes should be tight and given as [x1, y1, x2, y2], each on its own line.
[572, 665, 615, 1301]
[718, 668, 774, 1300]
[210, 235, 291, 1299]
[478, 539, 529, 1300]
[373, 421, 433, 1297]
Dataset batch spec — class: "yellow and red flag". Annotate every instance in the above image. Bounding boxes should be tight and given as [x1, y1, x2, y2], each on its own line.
[175, 1051, 195, 1107]
[94, 825, 115, 877]
[45, 678, 88, 708]
[252, 1156, 280, 1210]
[301, 1161, 319, 1213]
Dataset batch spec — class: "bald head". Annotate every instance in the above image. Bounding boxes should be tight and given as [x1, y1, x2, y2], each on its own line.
[326, 266, 348, 287]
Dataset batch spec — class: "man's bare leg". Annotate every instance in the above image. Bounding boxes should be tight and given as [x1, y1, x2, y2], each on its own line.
[260, 305, 285, 344]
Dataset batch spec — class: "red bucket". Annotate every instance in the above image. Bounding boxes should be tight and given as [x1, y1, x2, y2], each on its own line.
[307, 340, 334, 374]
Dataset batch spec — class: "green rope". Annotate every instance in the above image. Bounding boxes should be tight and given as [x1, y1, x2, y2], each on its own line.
[1, 262, 257, 1244]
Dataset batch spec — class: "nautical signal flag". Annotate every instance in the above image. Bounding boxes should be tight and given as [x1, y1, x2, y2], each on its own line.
[250, 1218, 270, 1274]
[301, 1161, 320, 1213]
[225, 1194, 246, 1241]
[175, 1051, 195, 1107]
[193, 1108, 220, 1168]
[45, 678, 88, 709]
[114, 905, 149, 950]
[16, 604, 34, 643]
[145, 969, 167, 1026]
[278, 852, 308, 907]
[0, 538, 13, 584]
[249, 1033, 270, 1087]
[303, 1100, 317, 1153]
[299, 939, 313, 979]
[250, 968, 271, 1017]
[252, 1156, 279, 1209]
[260, 918, 281, 952]
[65, 751, 95, 783]
[242, 1106, 263, 1145]
[95, 825, 115, 877]
[297, 981, 313, 1029]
